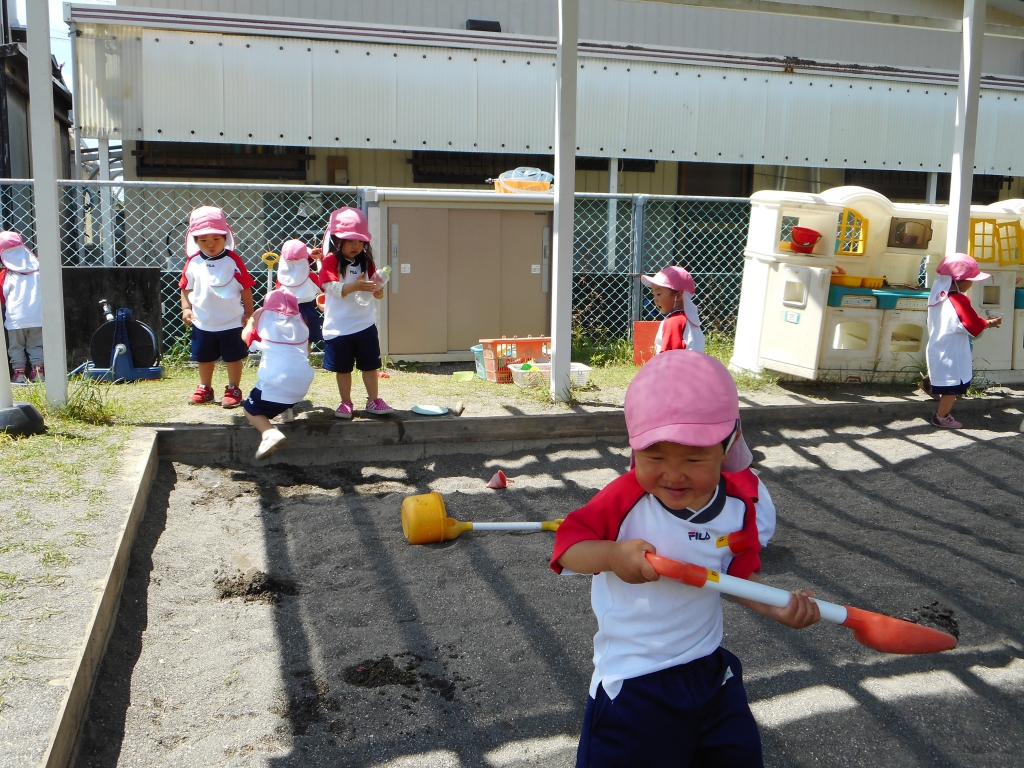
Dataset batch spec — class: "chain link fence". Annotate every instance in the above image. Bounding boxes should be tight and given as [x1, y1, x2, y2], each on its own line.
[2, 181, 751, 353]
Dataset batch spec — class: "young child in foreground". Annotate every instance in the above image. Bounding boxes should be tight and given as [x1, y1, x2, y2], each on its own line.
[241, 290, 315, 460]
[179, 206, 255, 407]
[642, 265, 706, 353]
[0, 231, 43, 383]
[925, 252, 1001, 429]
[552, 351, 820, 767]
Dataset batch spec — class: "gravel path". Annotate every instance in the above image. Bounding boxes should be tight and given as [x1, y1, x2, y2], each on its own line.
[75, 408, 1024, 768]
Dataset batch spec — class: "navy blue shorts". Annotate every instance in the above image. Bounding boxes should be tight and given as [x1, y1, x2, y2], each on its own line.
[242, 387, 292, 418]
[322, 324, 381, 374]
[576, 647, 762, 768]
[298, 300, 323, 343]
[190, 326, 249, 364]
[930, 381, 970, 395]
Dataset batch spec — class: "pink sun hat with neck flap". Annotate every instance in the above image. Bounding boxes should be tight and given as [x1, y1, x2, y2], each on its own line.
[185, 206, 235, 258]
[258, 289, 308, 345]
[625, 350, 753, 472]
[322, 207, 371, 253]
[263, 288, 300, 316]
[0, 231, 37, 273]
[641, 265, 696, 295]
[936, 252, 989, 282]
[281, 239, 311, 262]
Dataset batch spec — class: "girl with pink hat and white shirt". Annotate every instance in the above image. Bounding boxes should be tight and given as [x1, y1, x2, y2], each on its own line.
[317, 207, 392, 419]
[925, 252, 1002, 429]
[552, 351, 819, 767]
[641, 265, 706, 354]
[240, 289, 316, 460]
[179, 206, 255, 407]
[275, 238, 323, 352]
[0, 231, 44, 384]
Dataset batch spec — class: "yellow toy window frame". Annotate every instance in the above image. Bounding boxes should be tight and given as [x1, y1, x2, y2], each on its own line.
[967, 218, 999, 263]
[835, 208, 868, 256]
[996, 222, 1022, 267]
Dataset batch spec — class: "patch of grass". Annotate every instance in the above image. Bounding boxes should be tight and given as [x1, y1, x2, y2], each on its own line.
[571, 330, 634, 368]
[704, 331, 780, 391]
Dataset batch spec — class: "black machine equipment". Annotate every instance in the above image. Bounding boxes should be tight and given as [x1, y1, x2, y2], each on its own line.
[82, 299, 162, 381]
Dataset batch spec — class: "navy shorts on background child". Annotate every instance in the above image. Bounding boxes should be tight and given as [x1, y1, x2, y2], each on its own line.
[191, 326, 249, 364]
[242, 387, 292, 419]
[298, 300, 324, 343]
[322, 323, 381, 374]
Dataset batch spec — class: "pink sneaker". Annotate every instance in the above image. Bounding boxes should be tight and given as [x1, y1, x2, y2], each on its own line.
[11, 367, 27, 385]
[334, 401, 354, 420]
[931, 412, 962, 429]
[365, 397, 394, 415]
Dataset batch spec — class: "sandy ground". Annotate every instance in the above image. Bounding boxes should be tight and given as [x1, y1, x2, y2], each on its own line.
[75, 408, 1024, 768]
[0, 426, 138, 768]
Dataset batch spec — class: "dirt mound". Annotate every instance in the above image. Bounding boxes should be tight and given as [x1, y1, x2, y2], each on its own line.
[215, 568, 297, 604]
[902, 601, 960, 639]
[343, 655, 420, 688]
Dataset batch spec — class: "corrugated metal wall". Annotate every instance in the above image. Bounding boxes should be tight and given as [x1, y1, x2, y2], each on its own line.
[77, 26, 1024, 174]
[114, 0, 1024, 76]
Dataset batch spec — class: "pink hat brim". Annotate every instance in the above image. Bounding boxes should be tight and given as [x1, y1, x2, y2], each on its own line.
[192, 226, 229, 238]
[629, 418, 735, 451]
[963, 271, 991, 281]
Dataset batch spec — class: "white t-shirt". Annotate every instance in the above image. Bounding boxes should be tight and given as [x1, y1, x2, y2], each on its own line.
[319, 254, 377, 339]
[2, 269, 42, 330]
[179, 251, 255, 332]
[248, 313, 315, 405]
[559, 476, 776, 700]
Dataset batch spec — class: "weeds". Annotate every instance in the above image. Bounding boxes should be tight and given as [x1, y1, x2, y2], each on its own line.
[571, 329, 633, 368]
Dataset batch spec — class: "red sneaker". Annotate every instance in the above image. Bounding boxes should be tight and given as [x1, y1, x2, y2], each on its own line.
[222, 385, 244, 409]
[189, 384, 214, 404]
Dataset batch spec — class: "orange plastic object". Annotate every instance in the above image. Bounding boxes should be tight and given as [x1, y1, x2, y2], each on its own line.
[646, 553, 708, 587]
[790, 226, 822, 253]
[479, 337, 550, 383]
[486, 470, 510, 489]
[633, 321, 660, 366]
[715, 529, 756, 554]
[861, 277, 884, 289]
[841, 605, 957, 655]
[401, 492, 457, 544]
[830, 274, 864, 287]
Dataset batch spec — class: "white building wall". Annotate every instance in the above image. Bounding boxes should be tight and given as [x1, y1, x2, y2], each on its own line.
[114, 0, 1024, 75]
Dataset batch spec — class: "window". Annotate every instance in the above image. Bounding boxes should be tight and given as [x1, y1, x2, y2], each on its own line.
[997, 223, 1021, 267]
[134, 141, 312, 180]
[887, 218, 933, 249]
[836, 208, 868, 256]
[967, 219, 998, 263]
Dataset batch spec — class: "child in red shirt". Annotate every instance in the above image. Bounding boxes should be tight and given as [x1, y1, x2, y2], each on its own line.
[641, 266, 706, 353]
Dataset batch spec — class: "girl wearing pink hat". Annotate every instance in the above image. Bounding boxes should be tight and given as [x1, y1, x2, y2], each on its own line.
[275, 238, 323, 351]
[179, 206, 255, 407]
[317, 207, 392, 419]
[641, 266, 706, 354]
[552, 351, 819, 767]
[925, 252, 1002, 428]
[240, 289, 316, 460]
[0, 231, 44, 384]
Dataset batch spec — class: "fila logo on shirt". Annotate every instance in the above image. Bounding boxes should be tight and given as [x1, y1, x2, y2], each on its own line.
[687, 531, 710, 541]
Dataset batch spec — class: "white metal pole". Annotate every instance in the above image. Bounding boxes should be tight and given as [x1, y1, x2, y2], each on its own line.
[0, 316, 13, 408]
[926, 171, 938, 204]
[550, 0, 579, 403]
[946, 0, 987, 255]
[607, 157, 618, 272]
[68, 19, 83, 180]
[99, 138, 115, 266]
[27, 0, 68, 402]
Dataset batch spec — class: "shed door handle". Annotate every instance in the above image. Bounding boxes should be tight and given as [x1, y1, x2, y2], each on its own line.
[542, 225, 551, 293]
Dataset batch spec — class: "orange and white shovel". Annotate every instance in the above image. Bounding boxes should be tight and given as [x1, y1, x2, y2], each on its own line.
[646, 553, 957, 655]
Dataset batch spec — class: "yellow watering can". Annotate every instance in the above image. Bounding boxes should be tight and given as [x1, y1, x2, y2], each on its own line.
[400, 492, 562, 545]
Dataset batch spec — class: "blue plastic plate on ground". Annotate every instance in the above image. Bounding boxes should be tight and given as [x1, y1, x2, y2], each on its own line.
[411, 405, 448, 416]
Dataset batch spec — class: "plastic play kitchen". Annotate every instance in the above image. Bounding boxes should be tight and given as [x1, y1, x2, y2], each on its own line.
[400, 491, 562, 545]
[732, 187, 1024, 383]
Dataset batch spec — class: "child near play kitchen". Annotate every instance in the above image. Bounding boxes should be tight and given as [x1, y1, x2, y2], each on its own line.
[552, 351, 820, 768]
[642, 265, 706, 353]
[241, 289, 315, 460]
[318, 207, 392, 418]
[925, 252, 1002, 429]
[179, 206, 255, 407]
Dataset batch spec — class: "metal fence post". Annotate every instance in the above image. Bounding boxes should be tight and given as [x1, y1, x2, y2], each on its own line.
[629, 194, 648, 334]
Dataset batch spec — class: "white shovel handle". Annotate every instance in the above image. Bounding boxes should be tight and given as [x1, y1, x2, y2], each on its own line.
[701, 571, 848, 625]
[471, 522, 546, 531]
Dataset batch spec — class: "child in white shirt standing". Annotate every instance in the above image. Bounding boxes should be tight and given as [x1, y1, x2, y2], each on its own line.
[641, 265, 706, 354]
[179, 206, 255, 407]
[0, 231, 43, 384]
[318, 207, 392, 419]
[241, 289, 315, 460]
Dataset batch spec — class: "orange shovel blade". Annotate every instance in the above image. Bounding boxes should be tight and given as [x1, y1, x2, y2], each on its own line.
[841, 606, 957, 654]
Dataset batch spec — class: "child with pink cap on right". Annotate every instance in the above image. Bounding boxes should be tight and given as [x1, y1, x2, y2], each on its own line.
[318, 207, 392, 419]
[552, 351, 820, 767]
[925, 252, 1002, 429]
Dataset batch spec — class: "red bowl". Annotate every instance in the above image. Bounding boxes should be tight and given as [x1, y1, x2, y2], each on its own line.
[790, 226, 822, 253]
